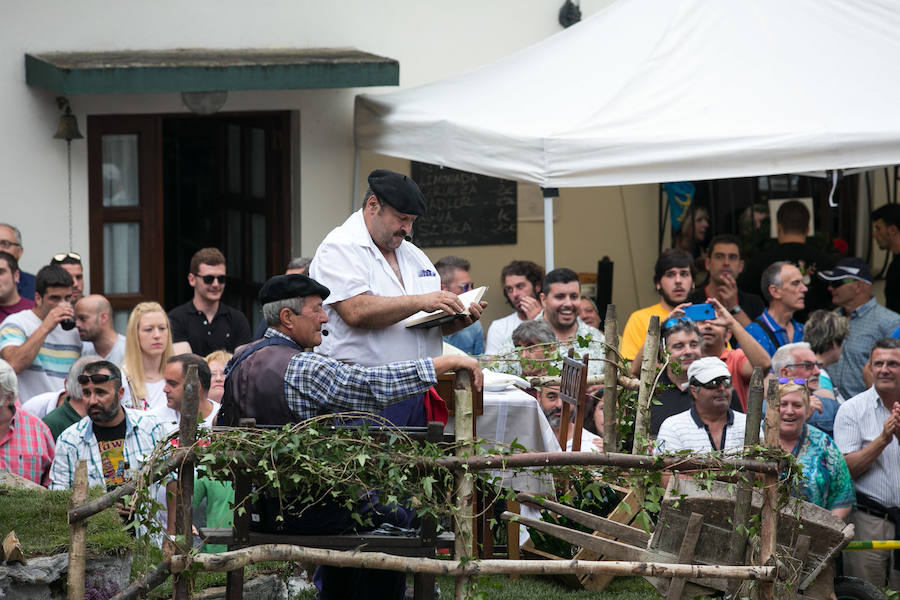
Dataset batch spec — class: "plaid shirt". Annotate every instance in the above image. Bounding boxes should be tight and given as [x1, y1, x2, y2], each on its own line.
[266, 329, 437, 421]
[50, 408, 165, 490]
[0, 404, 55, 486]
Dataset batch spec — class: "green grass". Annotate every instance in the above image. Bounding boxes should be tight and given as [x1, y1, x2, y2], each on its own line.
[435, 575, 660, 599]
[0, 487, 136, 557]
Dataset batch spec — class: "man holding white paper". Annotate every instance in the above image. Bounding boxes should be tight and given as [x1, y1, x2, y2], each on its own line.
[309, 169, 486, 373]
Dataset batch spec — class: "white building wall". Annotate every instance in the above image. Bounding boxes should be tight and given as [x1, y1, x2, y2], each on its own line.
[1, 0, 616, 279]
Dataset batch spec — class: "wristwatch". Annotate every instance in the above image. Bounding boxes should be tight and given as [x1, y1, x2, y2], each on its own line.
[729, 304, 743, 316]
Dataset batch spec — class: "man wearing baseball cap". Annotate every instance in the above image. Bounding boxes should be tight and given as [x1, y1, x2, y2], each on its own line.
[655, 356, 750, 453]
[820, 257, 900, 399]
[308, 170, 486, 425]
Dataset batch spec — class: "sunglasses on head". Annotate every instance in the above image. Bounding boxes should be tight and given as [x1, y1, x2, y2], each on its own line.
[77, 373, 119, 385]
[199, 275, 227, 285]
[693, 376, 731, 390]
[662, 316, 693, 330]
[777, 377, 806, 385]
[52, 251, 82, 263]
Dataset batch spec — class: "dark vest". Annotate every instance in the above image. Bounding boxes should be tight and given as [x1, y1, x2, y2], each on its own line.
[220, 338, 299, 426]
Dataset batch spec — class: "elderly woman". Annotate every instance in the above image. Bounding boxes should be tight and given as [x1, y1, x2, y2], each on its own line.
[778, 382, 854, 519]
[802, 309, 850, 402]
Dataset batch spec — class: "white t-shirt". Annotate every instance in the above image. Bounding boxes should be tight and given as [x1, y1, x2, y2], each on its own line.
[20, 389, 64, 419]
[310, 209, 442, 366]
[0, 310, 81, 403]
[82, 334, 127, 366]
[485, 311, 526, 355]
[151, 400, 221, 436]
[121, 379, 167, 412]
[565, 428, 604, 452]
[655, 408, 748, 454]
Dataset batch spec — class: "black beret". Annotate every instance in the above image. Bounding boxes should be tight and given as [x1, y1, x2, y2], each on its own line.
[258, 274, 330, 305]
[367, 169, 427, 216]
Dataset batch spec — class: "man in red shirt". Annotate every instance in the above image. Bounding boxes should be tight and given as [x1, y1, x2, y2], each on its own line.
[0, 251, 34, 321]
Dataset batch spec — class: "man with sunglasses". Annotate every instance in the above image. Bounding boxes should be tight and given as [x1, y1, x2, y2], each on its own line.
[656, 356, 751, 453]
[435, 256, 483, 355]
[49, 252, 84, 301]
[820, 257, 900, 399]
[50, 360, 166, 493]
[168, 248, 251, 356]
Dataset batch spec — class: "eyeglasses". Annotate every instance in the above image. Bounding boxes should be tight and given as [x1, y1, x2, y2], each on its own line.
[77, 373, 119, 385]
[693, 376, 731, 390]
[0, 240, 22, 250]
[786, 361, 823, 371]
[457, 282, 476, 293]
[199, 275, 227, 285]
[777, 377, 806, 385]
[52, 252, 82, 263]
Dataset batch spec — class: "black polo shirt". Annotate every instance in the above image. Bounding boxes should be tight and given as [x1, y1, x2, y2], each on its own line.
[168, 300, 251, 355]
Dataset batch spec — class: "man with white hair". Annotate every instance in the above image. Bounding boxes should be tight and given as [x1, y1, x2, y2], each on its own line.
[771, 342, 836, 436]
[42, 356, 95, 441]
[0, 358, 55, 486]
[656, 357, 750, 453]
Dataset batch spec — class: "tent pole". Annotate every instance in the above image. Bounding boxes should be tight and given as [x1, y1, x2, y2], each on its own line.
[542, 188, 558, 271]
[352, 148, 361, 211]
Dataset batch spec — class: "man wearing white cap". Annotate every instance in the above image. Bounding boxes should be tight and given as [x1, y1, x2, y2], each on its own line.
[655, 356, 749, 453]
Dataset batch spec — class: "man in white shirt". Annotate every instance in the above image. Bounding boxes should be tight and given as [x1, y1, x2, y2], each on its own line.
[833, 338, 900, 590]
[310, 169, 485, 367]
[0, 265, 81, 402]
[485, 260, 544, 355]
[153, 354, 220, 435]
[656, 357, 749, 453]
[76, 295, 126, 366]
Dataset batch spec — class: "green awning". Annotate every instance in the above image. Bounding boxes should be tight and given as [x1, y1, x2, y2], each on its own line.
[25, 48, 399, 94]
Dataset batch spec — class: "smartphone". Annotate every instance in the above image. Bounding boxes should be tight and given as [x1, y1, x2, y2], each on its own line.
[683, 302, 715, 321]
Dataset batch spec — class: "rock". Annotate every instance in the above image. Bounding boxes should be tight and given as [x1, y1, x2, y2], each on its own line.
[0, 473, 46, 492]
[0, 552, 132, 600]
[287, 575, 315, 598]
[193, 574, 289, 600]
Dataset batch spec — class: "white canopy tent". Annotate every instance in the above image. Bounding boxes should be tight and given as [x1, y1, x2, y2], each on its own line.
[355, 0, 900, 269]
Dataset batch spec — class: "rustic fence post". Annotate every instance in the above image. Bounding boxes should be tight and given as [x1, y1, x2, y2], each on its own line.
[602, 304, 619, 452]
[756, 378, 781, 600]
[68, 460, 88, 600]
[631, 316, 660, 455]
[453, 368, 475, 600]
[173, 364, 199, 600]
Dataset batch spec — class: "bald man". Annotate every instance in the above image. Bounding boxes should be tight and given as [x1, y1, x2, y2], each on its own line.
[75, 295, 126, 365]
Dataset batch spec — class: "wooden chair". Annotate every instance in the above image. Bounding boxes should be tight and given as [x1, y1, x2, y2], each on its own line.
[556, 349, 590, 452]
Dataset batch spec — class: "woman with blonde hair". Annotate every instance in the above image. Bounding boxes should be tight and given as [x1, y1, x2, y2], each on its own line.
[204, 350, 232, 404]
[120, 302, 174, 411]
[777, 381, 854, 520]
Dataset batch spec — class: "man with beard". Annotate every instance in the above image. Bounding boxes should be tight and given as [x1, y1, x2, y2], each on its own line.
[697, 298, 771, 411]
[485, 260, 544, 355]
[496, 268, 604, 379]
[49, 360, 167, 492]
[538, 384, 603, 452]
[745, 261, 808, 357]
[621, 249, 693, 362]
[688, 235, 765, 327]
[656, 356, 751, 453]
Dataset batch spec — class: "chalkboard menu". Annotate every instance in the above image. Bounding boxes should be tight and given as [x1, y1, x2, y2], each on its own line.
[410, 162, 517, 247]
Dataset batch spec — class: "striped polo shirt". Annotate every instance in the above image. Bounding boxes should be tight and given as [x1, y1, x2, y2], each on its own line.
[655, 406, 749, 454]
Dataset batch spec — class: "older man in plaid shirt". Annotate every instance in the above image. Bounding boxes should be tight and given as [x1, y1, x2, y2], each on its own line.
[0, 358, 54, 486]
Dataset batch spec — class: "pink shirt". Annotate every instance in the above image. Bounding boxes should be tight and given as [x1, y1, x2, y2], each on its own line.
[0, 402, 55, 486]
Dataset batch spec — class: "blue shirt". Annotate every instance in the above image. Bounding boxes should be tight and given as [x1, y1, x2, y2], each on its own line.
[443, 320, 484, 355]
[831, 298, 900, 399]
[16, 271, 34, 303]
[744, 308, 804, 357]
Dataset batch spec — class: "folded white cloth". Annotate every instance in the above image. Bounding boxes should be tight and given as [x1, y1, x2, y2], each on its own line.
[481, 369, 530, 392]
